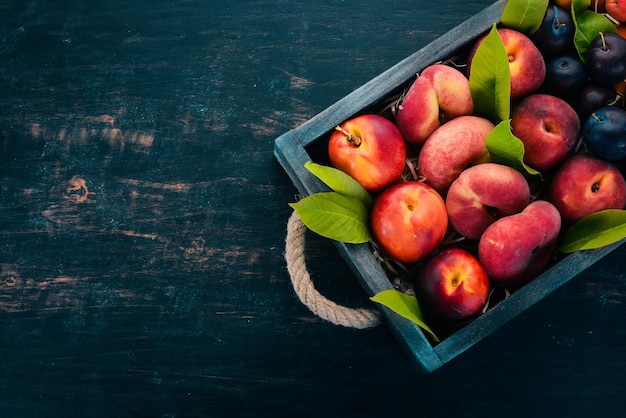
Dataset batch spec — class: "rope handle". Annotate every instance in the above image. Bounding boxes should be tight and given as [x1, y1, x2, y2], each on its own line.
[285, 210, 382, 329]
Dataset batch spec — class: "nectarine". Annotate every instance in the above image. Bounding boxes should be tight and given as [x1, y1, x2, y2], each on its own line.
[510, 94, 580, 172]
[468, 28, 546, 99]
[549, 154, 626, 223]
[371, 181, 448, 264]
[415, 248, 490, 322]
[328, 114, 406, 193]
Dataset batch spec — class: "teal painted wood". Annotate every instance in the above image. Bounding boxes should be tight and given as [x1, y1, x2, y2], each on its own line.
[274, 0, 626, 373]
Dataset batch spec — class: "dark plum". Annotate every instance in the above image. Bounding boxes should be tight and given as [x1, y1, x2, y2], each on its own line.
[586, 32, 626, 85]
[583, 106, 626, 161]
[530, 5, 575, 57]
[573, 84, 624, 121]
[543, 54, 587, 99]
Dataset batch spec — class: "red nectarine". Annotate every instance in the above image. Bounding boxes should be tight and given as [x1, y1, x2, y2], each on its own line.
[371, 181, 448, 264]
[415, 248, 490, 322]
[328, 114, 406, 193]
[549, 154, 626, 223]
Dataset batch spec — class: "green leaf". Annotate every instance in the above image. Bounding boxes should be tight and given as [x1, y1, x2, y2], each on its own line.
[558, 209, 626, 253]
[501, 0, 549, 35]
[370, 290, 439, 343]
[571, 0, 619, 62]
[289, 192, 372, 244]
[485, 119, 542, 179]
[469, 23, 511, 123]
[304, 161, 373, 208]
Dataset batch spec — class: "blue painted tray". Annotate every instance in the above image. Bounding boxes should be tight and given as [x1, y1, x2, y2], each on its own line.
[274, 0, 625, 372]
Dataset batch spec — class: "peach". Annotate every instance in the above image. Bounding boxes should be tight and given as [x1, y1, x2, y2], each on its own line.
[417, 115, 494, 195]
[396, 64, 474, 146]
[549, 154, 626, 223]
[468, 28, 545, 100]
[478, 200, 561, 286]
[446, 163, 531, 240]
[606, 0, 626, 21]
[328, 114, 406, 193]
[371, 181, 448, 264]
[510, 94, 580, 172]
[415, 248, 490, 323]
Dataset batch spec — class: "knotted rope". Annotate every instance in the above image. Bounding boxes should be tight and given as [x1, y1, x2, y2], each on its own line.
[285, 210, 382, 329]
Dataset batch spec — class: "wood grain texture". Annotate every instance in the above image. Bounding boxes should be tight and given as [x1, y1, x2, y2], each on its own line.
[0, 0, 624, 417]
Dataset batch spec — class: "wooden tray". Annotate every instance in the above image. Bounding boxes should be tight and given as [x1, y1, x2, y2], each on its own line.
[274, 0, 625, 372]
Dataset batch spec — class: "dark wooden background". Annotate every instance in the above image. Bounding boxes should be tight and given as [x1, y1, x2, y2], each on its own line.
[0, 0, 624, 416]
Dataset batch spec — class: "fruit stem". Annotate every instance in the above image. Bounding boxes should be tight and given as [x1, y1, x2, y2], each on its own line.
[335, 125, 362, 147]
[599, 32, 607, 52]
[608, 93, 624, 107]
[590, 112, 602, 122]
